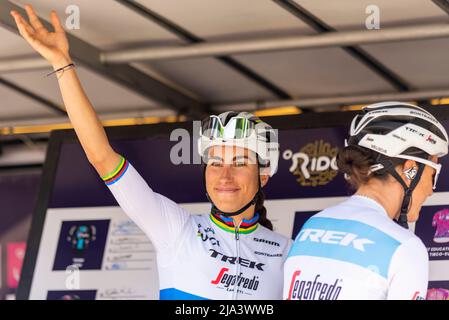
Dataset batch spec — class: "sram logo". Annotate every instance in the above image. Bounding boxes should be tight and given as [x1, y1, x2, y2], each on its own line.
[297, 228, 375, 252]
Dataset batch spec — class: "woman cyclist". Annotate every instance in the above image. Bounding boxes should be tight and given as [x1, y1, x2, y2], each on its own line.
[11, 5, 291, 300]
[284, 101, 448, 300]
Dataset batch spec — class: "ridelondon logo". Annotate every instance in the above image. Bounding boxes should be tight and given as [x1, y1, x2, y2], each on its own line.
[283, 140, 339, 187]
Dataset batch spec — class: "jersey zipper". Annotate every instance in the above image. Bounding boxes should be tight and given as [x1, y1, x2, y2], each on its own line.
[232, 221, 242, 300]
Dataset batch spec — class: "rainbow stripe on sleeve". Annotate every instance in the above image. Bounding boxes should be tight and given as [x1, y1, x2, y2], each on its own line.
[101, 156, 129, 185]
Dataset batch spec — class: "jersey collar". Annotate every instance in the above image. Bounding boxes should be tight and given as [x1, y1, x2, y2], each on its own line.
[351, 195, 389, 218]
[209, 211, 259, 234]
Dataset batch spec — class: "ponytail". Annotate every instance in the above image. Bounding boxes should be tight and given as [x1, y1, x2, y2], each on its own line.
[255, 190, 273, 230]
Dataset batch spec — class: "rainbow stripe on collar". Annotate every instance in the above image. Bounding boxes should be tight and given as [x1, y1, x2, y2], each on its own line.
[102, 156, 129, 185]
[210, 212, 259, 234]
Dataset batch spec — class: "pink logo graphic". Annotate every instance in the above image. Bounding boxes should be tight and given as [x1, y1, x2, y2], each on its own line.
[427, 288, 449, 300]
[7, 242, 26, 288]
[432, 209, 449, 243]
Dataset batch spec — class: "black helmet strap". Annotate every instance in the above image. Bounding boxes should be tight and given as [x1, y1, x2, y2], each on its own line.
[375, 156, 425, 229]
[203, 164, 261, 218]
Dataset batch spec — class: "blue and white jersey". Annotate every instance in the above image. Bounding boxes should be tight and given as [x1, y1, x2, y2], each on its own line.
[284, 195, 428, 300]
[103, 157, 292, 300]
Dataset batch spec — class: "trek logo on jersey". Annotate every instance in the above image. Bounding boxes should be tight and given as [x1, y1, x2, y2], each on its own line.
[197, 224, 220, 246]
[297, 228, 375, 252]
[211, 267, 260, 292]
[287, 270, 342, 300]
[283, 140, 339, 187]
[209, 249, 265, 271]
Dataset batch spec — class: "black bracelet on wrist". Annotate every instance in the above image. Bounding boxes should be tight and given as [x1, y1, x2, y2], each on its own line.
[46, 63, 75, 77]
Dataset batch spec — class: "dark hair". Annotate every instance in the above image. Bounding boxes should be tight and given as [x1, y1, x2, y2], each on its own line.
[255, 190, 273, 230]
[336, 145, 406, 189]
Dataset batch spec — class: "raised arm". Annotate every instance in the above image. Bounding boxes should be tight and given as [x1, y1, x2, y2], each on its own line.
[11, 5, 192, 251]
[10, 5, 120, 175]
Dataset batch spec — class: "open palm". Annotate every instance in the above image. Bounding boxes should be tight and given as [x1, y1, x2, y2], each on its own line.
[10, 4, 70, 66]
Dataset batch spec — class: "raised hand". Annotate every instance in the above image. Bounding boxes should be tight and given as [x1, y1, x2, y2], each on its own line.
[10, 4, 71, 68]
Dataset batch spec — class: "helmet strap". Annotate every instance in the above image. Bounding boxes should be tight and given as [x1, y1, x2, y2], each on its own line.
[203, 164, 261, 218]
[375, 156, 425, 229]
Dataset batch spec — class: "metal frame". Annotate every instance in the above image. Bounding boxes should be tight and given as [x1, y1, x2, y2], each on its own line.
[0, 76, 66, 115]
[432, 0, 449, 15]
[0, 1, 209, 119]
[114, 0, 291, 99]
[1, 0, 449, 123]
[216, 88, 449, 111]
[273, 0, 411, 92]
[99, 24, 449, 62]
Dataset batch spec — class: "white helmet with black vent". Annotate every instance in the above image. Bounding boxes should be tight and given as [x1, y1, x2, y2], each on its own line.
[349, 101, 448, 168]
[347, 101, 449, 228]
[198, 111, 279, 177]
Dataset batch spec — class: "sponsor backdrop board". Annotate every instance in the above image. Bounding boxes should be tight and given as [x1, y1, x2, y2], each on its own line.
[17, 112, 449, 300]
[0, 171, 41, 300]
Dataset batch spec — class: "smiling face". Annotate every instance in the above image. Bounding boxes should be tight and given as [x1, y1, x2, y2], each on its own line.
[403, 156, 439, 222]
[205, 145, 268, 214]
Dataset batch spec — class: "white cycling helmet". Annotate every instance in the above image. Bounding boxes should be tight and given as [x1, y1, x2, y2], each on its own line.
[350, 101, 448, 164]
[347, 101, 449, 228]
[198, 111, 279, 177]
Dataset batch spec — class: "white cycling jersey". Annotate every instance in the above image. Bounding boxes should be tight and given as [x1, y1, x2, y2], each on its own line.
[102, 156, 292, 300]
[284, 195, 429, 300]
